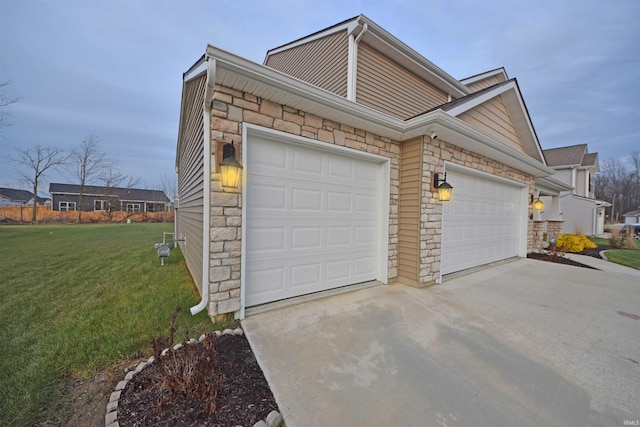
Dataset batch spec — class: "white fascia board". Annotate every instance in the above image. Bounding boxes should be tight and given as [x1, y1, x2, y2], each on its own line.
[460, 68, 508, 85]
[406, 111, 555, 177]
[357, 15, 468, 97]
[184, 60, 207, 82]
[446, 81, 515, 116]
[536, 176, 574, 194]
[265, 20, 360, 59]
[446, 81, 545, 163]
[206, 46, 553, 178]
[207, 45, 404, 138]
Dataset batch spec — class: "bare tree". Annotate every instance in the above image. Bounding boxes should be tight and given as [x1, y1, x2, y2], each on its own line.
[158, 169, 177, 203]
[11, 145, 68, 222]
[69, 135, 114, 222]
[0, 81, 20, 131]
[97, 169, 141, 221]
[629, 151, 640, 212]
[594, 155, 640, 222]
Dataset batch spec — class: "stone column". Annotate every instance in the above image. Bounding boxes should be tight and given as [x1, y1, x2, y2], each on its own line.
[547, 220, 563, 238]
[531, 220, 545, 251]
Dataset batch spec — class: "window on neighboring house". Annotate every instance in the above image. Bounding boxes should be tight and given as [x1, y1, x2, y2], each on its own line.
[126, 203, 141, 213]
[147, 203, 163, 212]
[94, 200, 106, 211]
[59, 202, 76, 211]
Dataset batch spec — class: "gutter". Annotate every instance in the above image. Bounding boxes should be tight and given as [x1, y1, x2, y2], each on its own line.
[190, 58, 216, 315]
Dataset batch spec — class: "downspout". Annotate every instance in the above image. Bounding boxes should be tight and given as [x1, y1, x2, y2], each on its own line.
[191, 57, 216, 315]
[347, 23, 368, 101]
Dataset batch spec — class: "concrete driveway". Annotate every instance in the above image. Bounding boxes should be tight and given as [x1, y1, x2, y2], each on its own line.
[242, 259, 640, 426]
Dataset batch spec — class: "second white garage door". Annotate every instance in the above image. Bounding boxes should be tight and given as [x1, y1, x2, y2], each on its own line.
[244, 130, 388, 307]
[441, 165, 526, 275]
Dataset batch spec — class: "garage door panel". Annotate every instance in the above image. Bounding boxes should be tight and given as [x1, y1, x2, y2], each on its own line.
[246, 252, 377, 306]
[327, 191, 352, 212]
[292, 188, 322, 211]
[246, 134, 383, 306]
[442, 169, 523, 275]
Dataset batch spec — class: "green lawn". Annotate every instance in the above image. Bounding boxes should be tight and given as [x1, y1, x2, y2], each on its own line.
[0, 223, 218, 426]
[604, 250, 640, 269]
[588, 236, 640, 269]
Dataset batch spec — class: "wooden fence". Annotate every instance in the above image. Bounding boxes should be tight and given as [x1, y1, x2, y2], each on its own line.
[0, 206, 174, 224]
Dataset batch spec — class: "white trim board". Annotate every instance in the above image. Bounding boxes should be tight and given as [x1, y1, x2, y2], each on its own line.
[240, 123, 390, 318]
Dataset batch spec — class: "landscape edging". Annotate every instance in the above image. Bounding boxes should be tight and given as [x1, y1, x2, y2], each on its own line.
[105, 327, 283, 427]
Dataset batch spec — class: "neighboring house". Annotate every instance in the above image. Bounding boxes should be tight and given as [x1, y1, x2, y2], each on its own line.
[175, 14, 566, 319]
[49, 183, 169, 213]
[540, 144, 611, 235]
[0, 187, 47, 206]
[624, 209, 640, 225]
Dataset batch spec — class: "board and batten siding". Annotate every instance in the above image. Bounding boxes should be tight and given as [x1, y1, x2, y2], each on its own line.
[397, 137, 423, 286]
[466, 75, 502, 93]
[458, 95, 525, 153]
[265, 30, 349, 97]
[176, 74, 207, 293]
[356, 43, 448, 119]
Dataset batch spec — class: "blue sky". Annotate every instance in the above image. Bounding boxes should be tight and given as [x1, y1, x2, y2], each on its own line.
[1, 0, 639, 192]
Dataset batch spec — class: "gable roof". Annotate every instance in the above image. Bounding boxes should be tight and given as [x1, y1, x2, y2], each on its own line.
[0, 187, 36, 203]
[542, 144, 597, 168]
[623, 209, 640, 217]
[265, 14, 470, 99]
[459, 67, 509, 86]
[409, 79, 545, 163]
[49, 183, 169, 203]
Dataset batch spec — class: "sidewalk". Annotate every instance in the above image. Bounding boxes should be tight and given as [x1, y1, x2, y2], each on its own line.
[565, 252, 640, 277]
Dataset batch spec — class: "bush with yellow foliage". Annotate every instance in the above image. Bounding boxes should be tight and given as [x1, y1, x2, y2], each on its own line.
[554, 233, 597, 253]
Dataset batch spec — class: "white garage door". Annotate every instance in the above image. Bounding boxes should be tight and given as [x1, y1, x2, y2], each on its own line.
[441, 167, 524, 275]
[244, 132, 386, 307]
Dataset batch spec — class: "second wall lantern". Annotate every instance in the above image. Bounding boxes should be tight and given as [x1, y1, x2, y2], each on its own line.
[433, 172, 453, 202]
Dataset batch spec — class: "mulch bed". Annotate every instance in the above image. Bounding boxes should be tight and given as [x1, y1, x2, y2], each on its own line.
[526, 252, 598, 269]
[117, 333, 278, 427]
[580, 244, 616, 258]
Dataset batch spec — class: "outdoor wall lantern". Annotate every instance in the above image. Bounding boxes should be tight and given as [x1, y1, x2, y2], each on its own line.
[532, 196, 544, 211]
[219, 142, 242, 188]
[433, 172, 453, 202]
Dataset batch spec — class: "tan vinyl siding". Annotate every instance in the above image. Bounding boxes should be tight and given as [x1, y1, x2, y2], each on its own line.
[265, 31, 349, 97]
[176, 74, 206, 293]
[397, 137, 423, 285]
[356, 43, 448, 119]
[458, 95, 524, 152]
[466, 75, 501, 92]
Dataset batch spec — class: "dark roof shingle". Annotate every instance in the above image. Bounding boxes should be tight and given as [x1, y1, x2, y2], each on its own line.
[49, 183, 169, 203]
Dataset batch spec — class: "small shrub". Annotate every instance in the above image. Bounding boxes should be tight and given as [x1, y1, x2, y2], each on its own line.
[609, 229, 622, 248]
[609, 229, 635, 249]
[622, 231, 637, 249]
[555, 233, 597, 253]
[148, 307, 223, 415]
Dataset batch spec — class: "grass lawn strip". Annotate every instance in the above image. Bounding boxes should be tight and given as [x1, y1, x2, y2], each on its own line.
[0, 223, 218, 426]
[588, 236, 640, 270]
[603, 250, 640, 270]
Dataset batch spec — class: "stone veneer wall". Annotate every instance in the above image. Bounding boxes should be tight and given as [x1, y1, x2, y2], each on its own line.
[531, 221, 545, 251]
[546, 220, 563, 238]
[205, 84, 539, 316]
[207, 84, 401, 317]
[418, 137, 536, 284]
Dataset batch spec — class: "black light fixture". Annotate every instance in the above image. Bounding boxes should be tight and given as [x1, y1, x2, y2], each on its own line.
[219, 142, 242, 188]
[433, 172, 453, 202]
